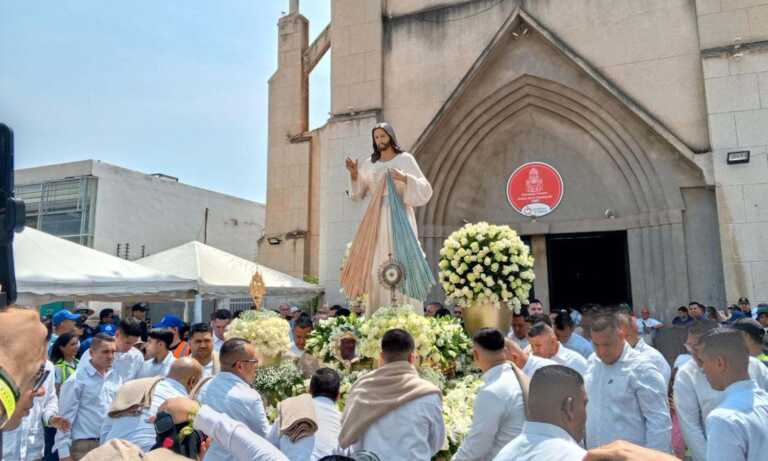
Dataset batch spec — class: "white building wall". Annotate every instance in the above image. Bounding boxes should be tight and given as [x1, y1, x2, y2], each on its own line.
[698, 0, 768, 305]
[17, 160, 265, 261]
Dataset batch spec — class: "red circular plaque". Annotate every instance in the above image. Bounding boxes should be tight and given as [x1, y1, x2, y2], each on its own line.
[506, 162, 564, 217]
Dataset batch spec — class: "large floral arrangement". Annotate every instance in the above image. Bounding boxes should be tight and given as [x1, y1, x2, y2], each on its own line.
[438, 222, 535, 310]
[441, 374, 483, 453]
[304, 314, 364, 369]
[425, 316, 474, 375]
[358, 305, 434, 361]
[224, 310, 292, 360]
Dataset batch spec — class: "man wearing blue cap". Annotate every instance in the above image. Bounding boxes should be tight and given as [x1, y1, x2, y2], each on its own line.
[154, 314, 190, 359]
[49, 310, 81, 354]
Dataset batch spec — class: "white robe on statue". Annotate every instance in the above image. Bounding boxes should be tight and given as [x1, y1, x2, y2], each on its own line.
[349, 152, 432, 313]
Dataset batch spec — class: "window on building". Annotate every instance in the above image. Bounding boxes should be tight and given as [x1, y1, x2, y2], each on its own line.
[15, 176, 98, 247]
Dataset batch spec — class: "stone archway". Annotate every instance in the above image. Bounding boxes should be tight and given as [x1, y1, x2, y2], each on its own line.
[411, 8, 721, 315]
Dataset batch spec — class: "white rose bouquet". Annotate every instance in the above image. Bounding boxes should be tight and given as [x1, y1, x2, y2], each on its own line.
[358, 305, 434, 362]
[304, 314, 364, 369]
[438, 222, 535, 310]
[425, 316, 474, 375]
[224, 310, 292, 360]
[441, 374, 483, 453]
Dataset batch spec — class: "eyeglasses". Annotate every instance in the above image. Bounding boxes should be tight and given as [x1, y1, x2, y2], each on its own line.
[30, 364, 49, 393]
[236, 359, 259, 366]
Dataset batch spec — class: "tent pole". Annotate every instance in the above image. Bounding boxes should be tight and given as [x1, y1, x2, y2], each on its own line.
[193, 294, 203, 324]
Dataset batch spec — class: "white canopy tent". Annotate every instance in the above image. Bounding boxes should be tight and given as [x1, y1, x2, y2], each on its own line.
[136, 241, 324, 321]
[14, 228, 196, 305]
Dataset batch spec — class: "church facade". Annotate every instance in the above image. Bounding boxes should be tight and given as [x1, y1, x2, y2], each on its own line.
[259, 0, 768, 319]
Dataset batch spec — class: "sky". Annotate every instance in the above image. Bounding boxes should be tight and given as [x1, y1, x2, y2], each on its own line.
[0, 0, 331, 203]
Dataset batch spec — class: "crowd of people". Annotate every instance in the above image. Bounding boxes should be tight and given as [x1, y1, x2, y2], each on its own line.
[1, 297, 767, 461]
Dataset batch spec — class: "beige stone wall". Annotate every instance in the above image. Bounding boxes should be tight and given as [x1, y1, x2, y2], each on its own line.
[330, 0, 383, 115]
[699, 0, 768, 305]
[381, 0, 709, 152]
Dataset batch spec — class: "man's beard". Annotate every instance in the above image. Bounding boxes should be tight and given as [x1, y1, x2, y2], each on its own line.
[377, 140, 391, 151]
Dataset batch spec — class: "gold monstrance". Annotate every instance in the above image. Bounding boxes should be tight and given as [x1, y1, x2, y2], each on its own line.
[249, 272, 267, 309]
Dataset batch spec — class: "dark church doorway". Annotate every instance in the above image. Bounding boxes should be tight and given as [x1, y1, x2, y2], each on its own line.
[546, 231, 631, 310]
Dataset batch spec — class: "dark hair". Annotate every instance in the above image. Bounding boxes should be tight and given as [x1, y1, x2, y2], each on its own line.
[334, 308, 351, 318]
[689, 320, 719, 338]
[220, 338, 250, 365]
[590, 314, 620, 334]
[529, 364, 584, 413]
[91, 332, 116, 350]
[678, 306, 689, 313]
[731, 318, 765, 345]
[50, 332, 79, 363]
[435, 308, 452, 318]
[513, 306, 530, 319]
[309, 368, 341, 401]
[330, 305, 343, 312]
[428, 302, 444, 310]
[699, 327, 749, 368]
[381, 329, 415, 362]
[689, 301, 703, 309]
[148, 328, 174, 349]
[527, 313, 551, 327]
[118, 318, 144, 338]
[554, 310, 575, 330]
[473, 328, 505, 351]
[211, 309, 233, 321]
[189, 323, 212, 338]
[530, 298, 542, 305]
[528, 322, 552, 338]
[370, 123, 403, 163]
[99, 308, 114, 321]
[131, 303, 148, 312]
[294, 315, 314, 330]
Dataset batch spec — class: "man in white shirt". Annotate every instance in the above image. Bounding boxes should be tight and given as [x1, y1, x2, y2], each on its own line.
[56, 333, 123, 461]
[453, 329, 526, 460]
[137, 328, 176, 378]
[2, 360, 69, 461]
[554, 310, 594, 360]
[504, 337, 558, 378]
[637, 307, 663, 346]
[197, 337, 271, 461]
[507, 307, 530, 350]
[494, 364, 587, 461]
[78, 319, 144, 382]
[189, 323, 219, 377]
[695, 327, 768, 461]
[210, 309, 232, 353]
[528, 323, 588, 375]
[584, 313, 672, 452]
[617, 311, 671, 385]
[101, 357, 203, 451]
[674, 320, 768, 461]
[339, 329, 445, 460]
[289, 315, 313, 358]
[267, 367, 342, 460]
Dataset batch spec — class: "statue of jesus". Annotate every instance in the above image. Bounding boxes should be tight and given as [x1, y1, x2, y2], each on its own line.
[341, 123, 433, 315]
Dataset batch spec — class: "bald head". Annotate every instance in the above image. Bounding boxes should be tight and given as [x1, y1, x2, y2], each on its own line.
[167, 357, 204, 392]
[504, 338, 528, 369]
[529, 365, 588, 441]
[0, 307, 48, 428]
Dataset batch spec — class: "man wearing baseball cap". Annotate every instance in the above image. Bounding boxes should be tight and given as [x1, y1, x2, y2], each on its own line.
[738, 297, 753, 318]
[154, 314, 190, 358]
[49, 310, 81, 354]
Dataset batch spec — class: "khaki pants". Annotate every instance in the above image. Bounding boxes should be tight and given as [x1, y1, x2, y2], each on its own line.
[71, 439, 100, 460]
